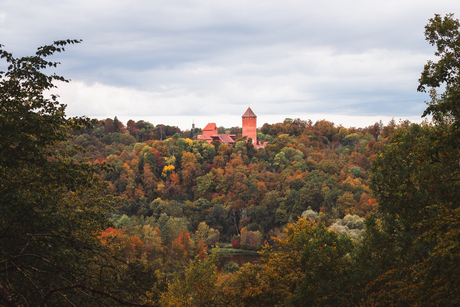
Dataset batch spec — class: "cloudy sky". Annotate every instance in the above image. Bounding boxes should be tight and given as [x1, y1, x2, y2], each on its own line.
[1, 0, 459, 130]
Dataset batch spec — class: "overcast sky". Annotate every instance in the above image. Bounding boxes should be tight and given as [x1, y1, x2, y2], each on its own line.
[1, 0, 459, 130]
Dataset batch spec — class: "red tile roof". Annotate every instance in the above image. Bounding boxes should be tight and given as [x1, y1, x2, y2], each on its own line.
[197, 134, 213, 142]
[203, 123, 217, 131]
[218, 134, 236, 144]
[242, 107, 256, 117]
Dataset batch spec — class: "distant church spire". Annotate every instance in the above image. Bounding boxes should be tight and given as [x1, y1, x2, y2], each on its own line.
[191, 119, 195, 138]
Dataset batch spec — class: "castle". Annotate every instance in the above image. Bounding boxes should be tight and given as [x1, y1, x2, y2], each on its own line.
[197, 107, 266, 148]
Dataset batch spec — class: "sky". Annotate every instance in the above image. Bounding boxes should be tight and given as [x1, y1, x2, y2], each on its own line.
[1, 0, 459, 130]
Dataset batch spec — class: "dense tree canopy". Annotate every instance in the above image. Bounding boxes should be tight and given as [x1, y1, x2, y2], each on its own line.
[0, 41, 161, 306]
[364, 13, 460, 305]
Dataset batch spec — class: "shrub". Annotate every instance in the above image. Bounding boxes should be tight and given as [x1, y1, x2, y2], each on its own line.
[343, 214, 365, 230]
[349, 166, 362, 178]
[224, 261, 240, 273]
[301, 209, 319, 220]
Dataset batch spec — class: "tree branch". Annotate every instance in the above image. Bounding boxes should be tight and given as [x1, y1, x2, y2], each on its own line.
[40, 284, 159, 307]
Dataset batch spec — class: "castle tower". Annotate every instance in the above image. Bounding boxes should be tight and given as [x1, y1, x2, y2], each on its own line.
[242, 107, 257, 144]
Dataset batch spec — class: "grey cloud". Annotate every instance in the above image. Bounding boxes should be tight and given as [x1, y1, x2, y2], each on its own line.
[2, 0, 460, 125]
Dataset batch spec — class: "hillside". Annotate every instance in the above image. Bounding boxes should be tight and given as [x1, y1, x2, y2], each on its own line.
[69, 117, 404, 247]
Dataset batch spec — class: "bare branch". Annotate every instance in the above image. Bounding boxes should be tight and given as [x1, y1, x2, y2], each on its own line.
[40, 284, 159, 307]
[0, 283, 24, 307]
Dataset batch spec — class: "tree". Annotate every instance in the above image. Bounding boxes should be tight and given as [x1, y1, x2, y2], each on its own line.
[364, 14, 460, 305]
[367, 122, 460, 305]
[161, 254, 219, 307]
[0, 41, 161, 306]
[418, 13, 460, 126]
[234, 218, 354, 306]
[336, 191, 358, 217]
[113, 116, 121, 132]
[239, 227, 262, 250]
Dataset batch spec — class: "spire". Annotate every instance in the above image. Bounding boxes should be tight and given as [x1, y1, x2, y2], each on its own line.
[242, 107, 256, 117]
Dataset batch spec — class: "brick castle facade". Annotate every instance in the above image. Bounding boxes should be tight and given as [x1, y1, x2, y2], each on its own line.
[197, 107, 266, 148]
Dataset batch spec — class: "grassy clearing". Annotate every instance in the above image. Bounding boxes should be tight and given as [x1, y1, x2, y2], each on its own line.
[211, 243, 260, 256]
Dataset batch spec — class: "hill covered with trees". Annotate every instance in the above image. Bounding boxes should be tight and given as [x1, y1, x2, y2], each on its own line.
[1, 13, 460, 307]
[70, 115, 393, 244]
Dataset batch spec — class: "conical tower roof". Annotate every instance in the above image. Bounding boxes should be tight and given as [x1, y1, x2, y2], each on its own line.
[242, 107, 256, 117]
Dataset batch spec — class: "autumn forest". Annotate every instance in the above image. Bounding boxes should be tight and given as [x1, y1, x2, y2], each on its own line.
[1, 14, 460, 307]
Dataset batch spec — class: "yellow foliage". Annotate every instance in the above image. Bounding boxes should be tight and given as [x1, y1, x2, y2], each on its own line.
[185, 138, 193, 146]
[162, 164, 175, 177]
[165, 156, 176, 166]
[342, 175, 362, 187]
[156, 181, 165, 192]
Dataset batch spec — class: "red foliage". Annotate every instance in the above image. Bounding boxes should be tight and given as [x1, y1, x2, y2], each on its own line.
[198, 246, 208, 262]
[98, 227, 124, 245]
[204, 164, 218, 174]
[172, 231, 191, 260]
[232, 240, 240, 249]
[99, 227, 123, 239]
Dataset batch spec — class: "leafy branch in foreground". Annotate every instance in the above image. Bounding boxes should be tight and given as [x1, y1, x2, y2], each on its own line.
[363, 13, 460, 306]
[0, 41, 163, 306]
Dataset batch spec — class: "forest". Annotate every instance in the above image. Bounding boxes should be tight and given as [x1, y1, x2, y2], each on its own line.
[1, 13, 459, 307]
